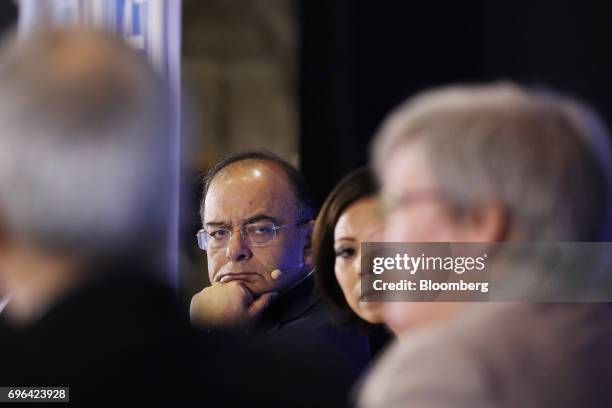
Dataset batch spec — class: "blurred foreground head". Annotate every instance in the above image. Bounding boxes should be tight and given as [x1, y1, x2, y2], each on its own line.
[374, 83, 612, 243]
[0, 28, 171, 255]
[373, 83, 612, 334]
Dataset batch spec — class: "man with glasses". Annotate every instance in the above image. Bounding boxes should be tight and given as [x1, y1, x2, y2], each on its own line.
[190, 151, 370, 343]
[189, 151, 370, 407]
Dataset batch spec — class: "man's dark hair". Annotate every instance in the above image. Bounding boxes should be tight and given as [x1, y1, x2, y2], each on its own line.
[200, 150, 316, 223]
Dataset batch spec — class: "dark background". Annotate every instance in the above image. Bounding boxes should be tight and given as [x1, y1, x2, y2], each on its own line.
[0, 3, 17, 36]
[299, 0, 612, 206]
[2, 1, 611, 208]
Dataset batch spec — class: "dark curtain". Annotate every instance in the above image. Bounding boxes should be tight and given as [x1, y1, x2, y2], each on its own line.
[0, 2, 17, 35]
[299, 0, 612, 206]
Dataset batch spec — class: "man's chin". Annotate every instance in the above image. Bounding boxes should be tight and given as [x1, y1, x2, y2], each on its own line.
[216, 274, 279, 297]
[242, 282, 279, 299]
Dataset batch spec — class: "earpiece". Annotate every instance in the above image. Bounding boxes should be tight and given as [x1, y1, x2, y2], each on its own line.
[271, 269, 282, 280]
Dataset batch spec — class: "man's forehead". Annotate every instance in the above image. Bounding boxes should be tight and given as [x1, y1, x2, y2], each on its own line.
[213, 159, 289, 184]
[204, 159, 297, 222]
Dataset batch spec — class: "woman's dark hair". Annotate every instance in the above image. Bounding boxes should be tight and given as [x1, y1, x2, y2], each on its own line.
[313, 166, 378, 325]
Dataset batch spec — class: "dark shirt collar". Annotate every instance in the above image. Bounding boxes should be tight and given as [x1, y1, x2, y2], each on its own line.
[253, 271, 320, 335]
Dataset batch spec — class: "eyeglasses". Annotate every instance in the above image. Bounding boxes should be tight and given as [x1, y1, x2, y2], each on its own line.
[380, 190, 447, 216]
[196, 220, 306, 251]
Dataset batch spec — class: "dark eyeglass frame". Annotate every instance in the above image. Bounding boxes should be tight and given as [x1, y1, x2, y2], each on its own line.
[196, 219, 310, 251]
[380, 190, 448, 216]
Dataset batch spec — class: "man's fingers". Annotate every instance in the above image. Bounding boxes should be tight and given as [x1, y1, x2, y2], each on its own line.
[248, 291, 279, 318]
[236, 282, 255, 304]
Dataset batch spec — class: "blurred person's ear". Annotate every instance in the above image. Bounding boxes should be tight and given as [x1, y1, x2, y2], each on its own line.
[302, 220, 315, 266]
[457, 202, 507, 243]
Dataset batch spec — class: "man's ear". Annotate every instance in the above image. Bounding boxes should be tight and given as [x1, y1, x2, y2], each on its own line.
[302, 220, 315, 266]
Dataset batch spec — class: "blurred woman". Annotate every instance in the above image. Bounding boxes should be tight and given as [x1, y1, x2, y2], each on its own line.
[313, 167, 392, 355]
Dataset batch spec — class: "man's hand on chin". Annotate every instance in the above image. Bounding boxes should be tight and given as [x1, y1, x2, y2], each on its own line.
[189, 281, 278, 329]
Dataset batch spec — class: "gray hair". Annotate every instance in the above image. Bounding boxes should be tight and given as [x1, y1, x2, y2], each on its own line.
[373, 83, 612, 241]
[0, 29, 172, 252]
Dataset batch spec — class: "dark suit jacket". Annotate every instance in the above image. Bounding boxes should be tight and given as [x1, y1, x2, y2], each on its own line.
[0, 269, 370, 407]
[255, 273, 370, 368]
[0, 270, 206, 407]
[205, 273, 372, 407]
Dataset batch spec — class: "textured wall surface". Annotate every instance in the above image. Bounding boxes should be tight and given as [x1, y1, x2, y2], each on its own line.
[183, 0, 298, 168]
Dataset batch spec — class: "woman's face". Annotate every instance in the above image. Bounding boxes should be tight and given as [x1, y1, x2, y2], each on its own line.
[334, 196, 385, 324]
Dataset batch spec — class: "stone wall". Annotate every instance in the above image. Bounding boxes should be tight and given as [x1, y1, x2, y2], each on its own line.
[182, 0, 298, 168]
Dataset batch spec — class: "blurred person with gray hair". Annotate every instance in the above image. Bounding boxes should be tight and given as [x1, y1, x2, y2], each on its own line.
[0, 28, 369, 408]
[357, 83, 612, 407]
[0, 28, 202, 406]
